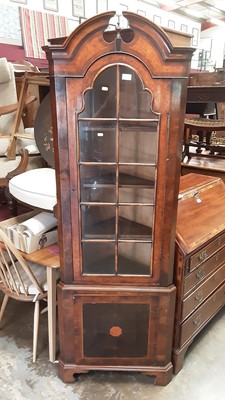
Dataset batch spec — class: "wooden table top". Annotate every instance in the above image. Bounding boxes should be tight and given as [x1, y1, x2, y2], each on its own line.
[0, 241, 60, 269]
[187, 84, 225, 103]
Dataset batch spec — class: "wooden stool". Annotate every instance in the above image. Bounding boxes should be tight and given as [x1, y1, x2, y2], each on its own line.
[183, 117, 225, 159]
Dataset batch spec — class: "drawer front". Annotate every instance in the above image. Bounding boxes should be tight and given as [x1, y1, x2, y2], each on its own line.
[189, 232, 225, 271]
[187, 86, 225, 103]
[184, 245, 225, 296]
[180, 281, 225, 347]
[182, 262, 225, 321]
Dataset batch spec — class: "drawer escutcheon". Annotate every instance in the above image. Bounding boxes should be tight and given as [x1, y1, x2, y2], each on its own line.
[194, 290, 203, 303]
[196, 267, 205, 280]
[193, 314, 202, 326]
[198, 250, 207, 262]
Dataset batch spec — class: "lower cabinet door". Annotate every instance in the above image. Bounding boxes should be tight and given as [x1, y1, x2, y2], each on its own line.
[58, 285, 176, 367]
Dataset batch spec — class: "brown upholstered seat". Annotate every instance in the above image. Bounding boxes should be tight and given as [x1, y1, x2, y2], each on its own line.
[183, 117, 225, 160]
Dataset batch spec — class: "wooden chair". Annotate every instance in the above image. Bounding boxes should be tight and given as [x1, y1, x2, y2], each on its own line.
[8, 92, 57, 213]
[183, 117, 225, 160]
[0, 229, 57, 362]
[0, 58, 45, 212]
[0, 57, 37, 156]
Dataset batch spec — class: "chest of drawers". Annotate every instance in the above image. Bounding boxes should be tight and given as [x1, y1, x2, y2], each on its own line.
[173, 173, 225, 374]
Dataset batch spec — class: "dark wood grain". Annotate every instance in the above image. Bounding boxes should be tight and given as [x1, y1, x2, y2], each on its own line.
[44, 11, 194, 385]
[173, 173, 225, 374]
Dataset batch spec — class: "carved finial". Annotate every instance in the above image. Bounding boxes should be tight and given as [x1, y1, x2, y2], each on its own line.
[116, 14, 121, 30]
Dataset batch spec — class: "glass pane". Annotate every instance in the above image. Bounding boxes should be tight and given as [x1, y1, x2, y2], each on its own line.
[82, 242, 115, 274]
[118, 242, 151, 275]
[80, 165, 116, 202]
[119, 65, 155, 119]
[81, 205, 116, 239]
[80, 66, 116, 118]
[79, 121, 116, 162]
[119, 121, 158, 164]
[119, 165, 155, 203]
[118, 206, 153, 239]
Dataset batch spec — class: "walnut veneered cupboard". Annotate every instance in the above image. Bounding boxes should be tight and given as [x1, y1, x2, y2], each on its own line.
[44, 11, 194, 385]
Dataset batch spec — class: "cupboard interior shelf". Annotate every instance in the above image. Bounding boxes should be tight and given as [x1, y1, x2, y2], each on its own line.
[78, 118, 159, 123]
[82, 173, 155, 189]
[83, 216, 152, 240]
[82, 254, 150, 276]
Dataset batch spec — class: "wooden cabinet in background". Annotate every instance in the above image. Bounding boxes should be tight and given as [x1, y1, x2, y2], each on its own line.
[173, 173, 225, 374]
[44, 11, 194, 385]
[15, 73, 49, 128]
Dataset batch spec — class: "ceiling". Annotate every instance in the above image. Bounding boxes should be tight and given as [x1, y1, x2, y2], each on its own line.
[151, 1, 225, 24]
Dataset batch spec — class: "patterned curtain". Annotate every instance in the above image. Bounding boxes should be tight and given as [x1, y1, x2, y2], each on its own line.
[19, 7, 69, 59]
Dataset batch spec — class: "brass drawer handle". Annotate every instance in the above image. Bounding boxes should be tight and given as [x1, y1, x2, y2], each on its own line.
[195, 290, 203, 303]
[217, 237, 222, 247]
[193, 315, 202, 326]
[215, 254, 220, 262]
[198, 250, 207, 262]
[198, 95, 210, 101]
[196, 267, 205, 280]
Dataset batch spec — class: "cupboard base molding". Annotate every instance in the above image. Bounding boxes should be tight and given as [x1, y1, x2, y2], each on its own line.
[172, 342, 193, 375]
[58, 361, 174, 386]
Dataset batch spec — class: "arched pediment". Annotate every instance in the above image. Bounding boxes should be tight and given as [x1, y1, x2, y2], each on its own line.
[44, 11, 194, 78]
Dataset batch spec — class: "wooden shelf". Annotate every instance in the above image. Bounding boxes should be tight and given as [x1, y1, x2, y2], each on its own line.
[83, 216, 152, 240]
[82, 173, 155, 189]
[119, 173, 154, 188]
[83, 254, 150, 275]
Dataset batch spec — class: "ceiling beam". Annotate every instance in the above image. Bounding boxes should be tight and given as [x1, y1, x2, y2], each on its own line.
[201, 17, 225, 30]
[160, 0, 204, 12]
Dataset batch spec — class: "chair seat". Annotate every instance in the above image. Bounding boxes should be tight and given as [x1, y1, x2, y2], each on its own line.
[9, 168, 56, 211]
[184, 117, 225, 130]
[0, 154, 44, 179]
[0, 128, 38, 156]
[6, 260, 60, 295]
[7, 261, 46, 295]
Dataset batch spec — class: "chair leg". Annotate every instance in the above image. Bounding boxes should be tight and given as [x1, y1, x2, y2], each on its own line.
[4, 185, 18, 216]
[33, 300, 40, 362]
[0, 294, 9, 322]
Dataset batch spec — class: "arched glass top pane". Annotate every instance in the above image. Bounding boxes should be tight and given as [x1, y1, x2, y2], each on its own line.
[79, 64, 159, 277]
[79, 65, 157, 120]
[80, 66, 117, 118]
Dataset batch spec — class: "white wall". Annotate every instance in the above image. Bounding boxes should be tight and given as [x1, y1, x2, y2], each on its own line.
[3, 0, 221, 70]
[0, 0, 105, 18]
[200, 25, 225, 70]
[0, 0, 200, 41]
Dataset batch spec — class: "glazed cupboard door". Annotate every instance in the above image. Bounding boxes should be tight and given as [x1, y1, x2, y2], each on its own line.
[76, 65, 159, 282]
[67, 57, 177, 286]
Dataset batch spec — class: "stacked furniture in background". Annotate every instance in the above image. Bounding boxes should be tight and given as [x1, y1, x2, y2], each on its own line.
[8, 92, 56, 213]
[0, 57, 45, 212]
[182, 71, 225, 180]
[0, 226, 60, 362]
